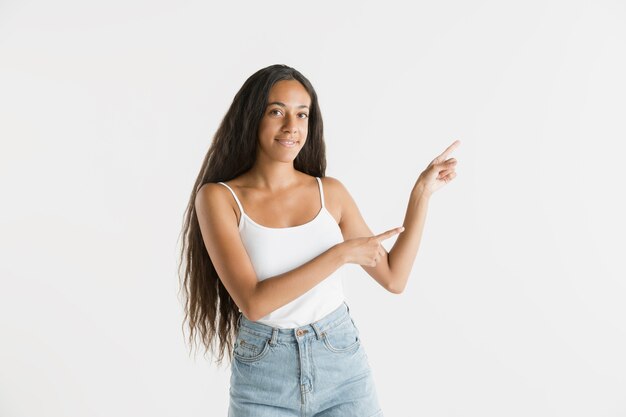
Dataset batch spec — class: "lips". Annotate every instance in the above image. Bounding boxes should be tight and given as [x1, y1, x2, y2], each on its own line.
[276, 139, 298, 148]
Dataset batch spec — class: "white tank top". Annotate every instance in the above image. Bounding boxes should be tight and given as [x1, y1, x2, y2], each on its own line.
[217, 177, 346, 328]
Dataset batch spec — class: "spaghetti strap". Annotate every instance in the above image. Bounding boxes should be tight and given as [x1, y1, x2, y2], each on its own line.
[217, 182, 245, 217]
[315, 177, 325, 209]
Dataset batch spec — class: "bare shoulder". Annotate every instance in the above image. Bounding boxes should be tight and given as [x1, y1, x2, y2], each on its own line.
[319, 175, 347, 195]
[195, 182, 225, 208]
[320, 175, 351, 197]
[319, 176, 351, 224]
[195, 182, 239, 223]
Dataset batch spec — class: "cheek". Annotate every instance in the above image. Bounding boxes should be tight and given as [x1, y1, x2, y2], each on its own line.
[257, 120, 273, 140]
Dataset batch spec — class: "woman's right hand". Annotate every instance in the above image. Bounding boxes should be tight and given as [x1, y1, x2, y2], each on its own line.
[339, 227, 405, 267]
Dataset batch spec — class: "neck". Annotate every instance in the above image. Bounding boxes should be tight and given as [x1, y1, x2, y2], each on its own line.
[245, 160, 302, 191]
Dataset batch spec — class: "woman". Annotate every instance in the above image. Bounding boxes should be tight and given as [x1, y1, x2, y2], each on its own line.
[178, 64, 460, 416]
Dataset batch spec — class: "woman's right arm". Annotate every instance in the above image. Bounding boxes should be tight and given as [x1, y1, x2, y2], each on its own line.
[196, 183, 402, 321]
[195, 183, 347, 322]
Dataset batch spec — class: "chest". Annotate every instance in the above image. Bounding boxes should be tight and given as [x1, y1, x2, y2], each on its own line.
[235, 184, 340, 228]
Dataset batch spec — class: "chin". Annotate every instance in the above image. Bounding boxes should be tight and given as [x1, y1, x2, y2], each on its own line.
[277, 154, 301, 163]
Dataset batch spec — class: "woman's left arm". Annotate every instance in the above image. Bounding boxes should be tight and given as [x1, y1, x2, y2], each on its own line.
[388, 140, 461, 293]
[332, 140, 461, 294]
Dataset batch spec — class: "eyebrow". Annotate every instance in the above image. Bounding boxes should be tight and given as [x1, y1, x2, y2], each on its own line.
[266, 101, 310, 109]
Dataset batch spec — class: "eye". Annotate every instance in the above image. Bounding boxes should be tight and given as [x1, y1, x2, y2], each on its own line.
[268, 109, 308, 119]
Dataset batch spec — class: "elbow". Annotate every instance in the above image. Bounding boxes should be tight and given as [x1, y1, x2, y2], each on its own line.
[242, 301, 260, 322]
[238, 295, 256, 322]
[387, 285, 404, 295]
[386, 277, 406, 294]
[244, 311, 260, 322]
[242, 291, 263, 322]
[242, 305, 260, 322]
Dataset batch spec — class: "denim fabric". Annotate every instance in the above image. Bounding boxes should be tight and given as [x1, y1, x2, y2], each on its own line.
[228, 301, 383, 417]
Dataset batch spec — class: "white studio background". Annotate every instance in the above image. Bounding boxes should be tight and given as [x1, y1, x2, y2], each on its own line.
[1, 1, 625, 416]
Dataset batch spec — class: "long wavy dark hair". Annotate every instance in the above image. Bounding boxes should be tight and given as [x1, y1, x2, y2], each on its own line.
[177, 64, 327, 366]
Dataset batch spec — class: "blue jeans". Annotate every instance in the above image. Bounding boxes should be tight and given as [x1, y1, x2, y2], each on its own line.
[228, 301, 384, 417]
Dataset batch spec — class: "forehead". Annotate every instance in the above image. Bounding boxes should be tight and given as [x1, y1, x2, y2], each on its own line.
[267, 80, 311, 106]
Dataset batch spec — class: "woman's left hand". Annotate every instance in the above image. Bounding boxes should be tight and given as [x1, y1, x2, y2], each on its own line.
[414, 140, 461, 196]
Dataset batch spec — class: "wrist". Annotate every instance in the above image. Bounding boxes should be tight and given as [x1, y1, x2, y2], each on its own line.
[332, 242, 349, 265]
[412, 183, 431, 200]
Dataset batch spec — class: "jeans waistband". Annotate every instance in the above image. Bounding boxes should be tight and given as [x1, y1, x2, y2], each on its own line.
[237, 301, 352, 345]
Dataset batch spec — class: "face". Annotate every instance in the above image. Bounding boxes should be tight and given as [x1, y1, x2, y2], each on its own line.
[256, 79, 311, 163]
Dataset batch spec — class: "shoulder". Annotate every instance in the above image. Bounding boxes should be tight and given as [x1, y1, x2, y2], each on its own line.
[194, 182, 244, 234]
[319, 175, 349, 196]
[195, 182, 237, 216]
[196, 182, 227, 204]
[319, 176, 353, 223]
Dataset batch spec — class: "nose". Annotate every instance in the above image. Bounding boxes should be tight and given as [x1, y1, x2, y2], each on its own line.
[282, 114, 298, 134]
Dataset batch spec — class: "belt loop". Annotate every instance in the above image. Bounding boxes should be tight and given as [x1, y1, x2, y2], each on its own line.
[311, 322, 324, 340]
[270, 327, 278, 346]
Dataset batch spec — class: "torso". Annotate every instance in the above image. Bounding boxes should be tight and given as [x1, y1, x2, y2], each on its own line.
[221, 173, 341, 229]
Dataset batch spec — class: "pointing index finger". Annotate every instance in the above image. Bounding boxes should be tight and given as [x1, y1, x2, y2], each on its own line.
[438, 139, 461, 161]
[374, 227, 405, 241]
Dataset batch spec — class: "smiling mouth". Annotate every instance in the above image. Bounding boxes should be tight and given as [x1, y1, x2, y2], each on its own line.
[276, 139, 298, 147]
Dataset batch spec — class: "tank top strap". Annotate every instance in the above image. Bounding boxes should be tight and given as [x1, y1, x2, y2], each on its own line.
[315, 177, 325, 209]
[217, 182, 245, 216]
